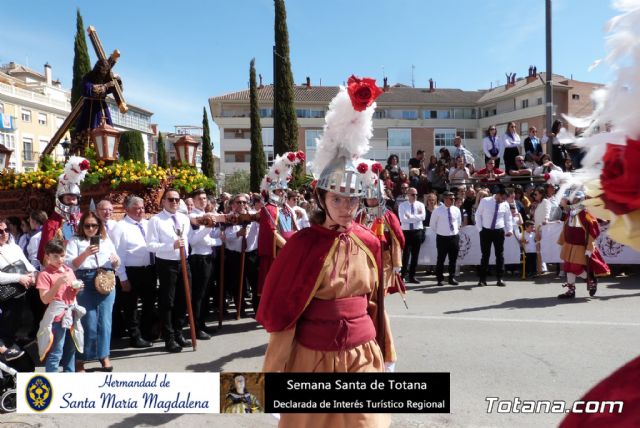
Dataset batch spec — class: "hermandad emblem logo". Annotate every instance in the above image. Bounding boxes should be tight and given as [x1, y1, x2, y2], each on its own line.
[26, 375, 52, 411]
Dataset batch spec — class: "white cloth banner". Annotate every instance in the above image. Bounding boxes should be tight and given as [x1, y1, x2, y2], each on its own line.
[418, 226, 521, 266]
[540, 221, 640, 264]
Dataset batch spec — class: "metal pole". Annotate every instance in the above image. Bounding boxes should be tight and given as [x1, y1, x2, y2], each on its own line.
[545, 0, 554, 155]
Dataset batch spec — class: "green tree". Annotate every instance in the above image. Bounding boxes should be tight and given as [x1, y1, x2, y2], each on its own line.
[118, 131, 145, 162]
[223, 170, 250, 195]
[156, 132, 167, 167]
[249, 58, 267, 192]
[71, 8, 91, 108]
[201, 107, 215, 179]
[273, 0, 298, 155]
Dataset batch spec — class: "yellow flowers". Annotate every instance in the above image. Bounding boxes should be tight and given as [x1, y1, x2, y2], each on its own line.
[0, 160, 215, 193]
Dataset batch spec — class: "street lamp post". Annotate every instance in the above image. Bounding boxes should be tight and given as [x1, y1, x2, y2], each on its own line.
[61, 137, 71, 162]
[91, 120, 121, 162]
[173, 135, 200, 166]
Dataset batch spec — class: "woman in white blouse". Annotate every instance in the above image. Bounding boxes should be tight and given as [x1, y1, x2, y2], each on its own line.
[533, 153, 563, 176]
[66, 211, 120, 372]
[502, 122, 522, 173]
[482, 125, 504, 168]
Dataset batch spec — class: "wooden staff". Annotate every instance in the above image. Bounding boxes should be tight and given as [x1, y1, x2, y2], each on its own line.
[521, 223, 526, 279]
[236, 226, 248, 320]
[218, 225, 226, 328]
[175, 226, 197, 351]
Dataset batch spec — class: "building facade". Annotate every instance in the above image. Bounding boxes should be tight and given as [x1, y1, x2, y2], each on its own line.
[154, 125, 220, 172]
[209, 69, 602, 174]
[0, 62, 70, 170]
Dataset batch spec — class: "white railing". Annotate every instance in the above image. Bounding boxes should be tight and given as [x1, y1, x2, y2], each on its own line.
[0, 82, 70, 111]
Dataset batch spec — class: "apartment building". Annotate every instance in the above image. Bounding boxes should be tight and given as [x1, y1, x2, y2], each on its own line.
[209, 68, 602, 174]
[155, 125, 220, 172]
[0, 62, 70, 170]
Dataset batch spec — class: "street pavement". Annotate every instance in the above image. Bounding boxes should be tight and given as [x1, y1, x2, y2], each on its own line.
[4, 268, 639, 427]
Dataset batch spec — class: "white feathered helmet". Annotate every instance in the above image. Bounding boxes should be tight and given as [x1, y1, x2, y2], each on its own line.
[55, 156, 90, 216]
[260, 151, 305, 204]
[312, 75, 383, 197]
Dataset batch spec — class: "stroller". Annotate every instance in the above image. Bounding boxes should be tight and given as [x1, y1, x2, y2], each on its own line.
[0, 359, 17, 413]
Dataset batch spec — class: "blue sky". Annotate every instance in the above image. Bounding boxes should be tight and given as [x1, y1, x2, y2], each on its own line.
[1, 0, 617, 155]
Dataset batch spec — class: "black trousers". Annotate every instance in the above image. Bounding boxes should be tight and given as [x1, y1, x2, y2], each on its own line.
[401, 229, 422, 278]
[189, 254, 212, 329]
[155, 257, 191, 341]
[479, 228, 505, 281]
[525, 252, 537, 276]
[436, 234, 460, 281]
[225, 249, 259, 313]
[122, 265, 157, 340]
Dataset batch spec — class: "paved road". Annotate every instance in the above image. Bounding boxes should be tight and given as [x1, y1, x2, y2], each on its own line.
[4, 269, 639, 427]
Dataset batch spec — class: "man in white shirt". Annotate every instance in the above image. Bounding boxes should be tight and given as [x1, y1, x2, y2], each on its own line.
[147, 188, 205, 353]
[224, 193, 259, 316]
[96, 200, 117, 241]
[398, 187, 426, 284]
[475, 188, 514, 287]
[286, 191, 309, 229]
[429, 191, 462, 286]
[188, 189, 218, 339]
[112, 196, 155, 348]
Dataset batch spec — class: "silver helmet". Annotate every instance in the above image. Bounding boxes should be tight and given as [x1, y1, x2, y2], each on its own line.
[55, 156, 90, 217]
[316, 155, 363, 197]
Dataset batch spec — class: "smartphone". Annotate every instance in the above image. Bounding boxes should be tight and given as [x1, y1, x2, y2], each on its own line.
[90, 236, 100, 247]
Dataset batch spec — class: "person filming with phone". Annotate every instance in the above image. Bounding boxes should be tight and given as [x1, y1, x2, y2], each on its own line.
[65, 211, 120, 372]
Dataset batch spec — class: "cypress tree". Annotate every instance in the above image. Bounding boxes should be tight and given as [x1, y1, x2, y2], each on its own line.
[249, 58, 267, 193]
[118, 131, 145, 162]
[156, 132, 167, 168]
[273, 0, 298, 155]
[71, 8, 91, 108]
[201, 107, 215, 179]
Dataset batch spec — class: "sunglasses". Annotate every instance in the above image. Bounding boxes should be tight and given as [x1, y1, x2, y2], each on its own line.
[0, 228, 7, 235]
[165, 197, 180, 203]
[84, 224, 99, 229]
[235, 200, 248, 204]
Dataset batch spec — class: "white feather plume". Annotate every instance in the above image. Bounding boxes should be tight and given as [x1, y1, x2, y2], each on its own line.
[564, 0, 640, 184]
[56, 155, 90, 195]
[311, 87, 374, 177]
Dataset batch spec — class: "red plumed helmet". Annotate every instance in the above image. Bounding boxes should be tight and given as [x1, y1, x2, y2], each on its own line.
[287, 152, 296, 162]
[296, 151, 306, 161]
[79, 159, 90, 171]
[357, 162, 368, 174]
[371, 162, 383, 174]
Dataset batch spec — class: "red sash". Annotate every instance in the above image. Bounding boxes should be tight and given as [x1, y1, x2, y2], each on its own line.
[295, 296, 376, 352]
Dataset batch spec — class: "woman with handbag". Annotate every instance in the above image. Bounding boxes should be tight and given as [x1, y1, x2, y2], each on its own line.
[0, 218, 36, 362]
[65, 212, 120, 372]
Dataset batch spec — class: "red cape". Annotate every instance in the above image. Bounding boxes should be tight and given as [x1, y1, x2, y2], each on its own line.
[256, 222, 382, 332]
[560, 355, 640, 427]
[384, 210, 405, 249]
[579, 210, 610, 277]
[37, 212, 64, 264]
[258, 203, 279, 258]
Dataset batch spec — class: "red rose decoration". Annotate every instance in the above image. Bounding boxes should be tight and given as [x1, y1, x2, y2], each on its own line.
[543, 173, 550, 182]
[347, 75, 383, 112]
[371, 162, 383, 174]
[600, 138, 640, 215]
[287, 152, 296, 162]
[79, 159, 90, 170]
[296, 151, 305, 161]
[357, 162, 369, 174]
[274, 169, 280, 175]
[266, 177, 272, 183]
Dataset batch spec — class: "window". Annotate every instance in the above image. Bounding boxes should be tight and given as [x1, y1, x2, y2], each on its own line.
[434, 128, 456, 147]
[457, 129, 477, 140]
[388, 129, 411, 147]
[305, 129, 322, 150]
[38, 112, 47, 125]
[224, 129, 249, 139]
[0, 132, 16, 149]
[262, 127, 274, 148]
[521, 99, 529, 109]
[224, 151, 250, 163]
[21, 109, 31, 122]
[23, 137, 33, 161]
[537, 97, 543, 105]
[452, 108, 476, 119]
[259, 108, 273, 118]
[424, 110, 451, 119]
[572, 94, 580, 100]
[520, 122, 529, 134]
[296, 109, 324, 118]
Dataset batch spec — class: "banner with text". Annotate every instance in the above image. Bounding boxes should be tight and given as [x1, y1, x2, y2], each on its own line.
[17, 373, 220, 414]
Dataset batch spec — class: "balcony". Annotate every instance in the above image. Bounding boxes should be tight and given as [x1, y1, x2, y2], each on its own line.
[0, 82, 70, 112]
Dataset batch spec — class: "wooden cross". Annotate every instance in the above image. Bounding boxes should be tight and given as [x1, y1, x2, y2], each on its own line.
[42, 26, 127, 156]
